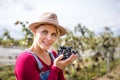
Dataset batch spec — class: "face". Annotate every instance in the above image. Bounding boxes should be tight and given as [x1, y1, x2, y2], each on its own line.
[34, 24, 58, 50]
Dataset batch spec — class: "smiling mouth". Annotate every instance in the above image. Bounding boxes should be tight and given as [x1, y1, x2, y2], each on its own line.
[43, 42, 51, 46]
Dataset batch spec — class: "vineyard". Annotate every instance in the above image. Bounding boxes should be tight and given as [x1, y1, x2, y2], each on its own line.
[0, 21, 120, 80]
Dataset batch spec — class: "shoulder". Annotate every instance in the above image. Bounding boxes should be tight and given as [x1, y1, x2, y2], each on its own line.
[14, 51, 40, 80]
[16, 51, 36, 65]
[51, 50, 57, 58]
[17, 51, 34, 59]
[15, 51, 38, 71]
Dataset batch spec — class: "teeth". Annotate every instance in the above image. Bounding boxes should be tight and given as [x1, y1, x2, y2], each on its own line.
[43, 41, 51, 46]
[45, 42, 50, 46]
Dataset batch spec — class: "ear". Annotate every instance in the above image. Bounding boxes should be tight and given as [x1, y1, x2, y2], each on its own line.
[33, 30, 37, 36]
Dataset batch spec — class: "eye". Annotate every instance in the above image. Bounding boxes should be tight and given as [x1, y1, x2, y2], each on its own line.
[51, 33, 57, 37]
[41, 30, 48, 35]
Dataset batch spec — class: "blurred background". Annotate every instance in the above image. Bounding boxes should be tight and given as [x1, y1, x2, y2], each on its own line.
[0, 0, 120, 80]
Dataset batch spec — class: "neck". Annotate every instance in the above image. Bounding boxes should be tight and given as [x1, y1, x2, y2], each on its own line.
[29, 44, 46, 55]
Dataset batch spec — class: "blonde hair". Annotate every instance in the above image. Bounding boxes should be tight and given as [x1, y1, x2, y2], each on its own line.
[56, 28, 60, 37]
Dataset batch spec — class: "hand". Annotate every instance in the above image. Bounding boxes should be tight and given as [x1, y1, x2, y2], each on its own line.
[53, 54, 78, 69]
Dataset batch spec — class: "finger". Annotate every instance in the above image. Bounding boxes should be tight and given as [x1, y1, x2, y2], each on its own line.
[65, 54, 78, 64]
[56, 54, 64, 61]
[71, 54, 78, 61]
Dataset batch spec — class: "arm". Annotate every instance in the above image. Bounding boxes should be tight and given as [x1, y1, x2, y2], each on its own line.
[14, 52, 40, 80]
[48, 51, 77, 80]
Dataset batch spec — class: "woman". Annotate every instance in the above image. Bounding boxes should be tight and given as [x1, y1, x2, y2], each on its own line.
[14, 12, 77, 80]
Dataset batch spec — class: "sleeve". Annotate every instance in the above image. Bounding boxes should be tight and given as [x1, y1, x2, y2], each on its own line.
[58, 70, 65, 80]
[14, 52, 40, 80]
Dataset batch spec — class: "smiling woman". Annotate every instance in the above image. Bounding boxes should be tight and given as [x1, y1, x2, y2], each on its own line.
[14, 12, 78, 80]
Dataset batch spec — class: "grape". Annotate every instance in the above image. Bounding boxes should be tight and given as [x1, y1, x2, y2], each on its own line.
[57, 46, 78, 60]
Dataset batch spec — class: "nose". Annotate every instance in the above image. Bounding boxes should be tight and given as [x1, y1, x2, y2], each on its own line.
[46, 34, 52, 40]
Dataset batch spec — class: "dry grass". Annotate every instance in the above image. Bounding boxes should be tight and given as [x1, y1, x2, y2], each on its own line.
[96, 63, 120, 80]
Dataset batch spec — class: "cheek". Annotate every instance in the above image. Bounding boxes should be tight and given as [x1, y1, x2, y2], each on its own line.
[52, 37, 57, 43]
[35, 33, 42, 42]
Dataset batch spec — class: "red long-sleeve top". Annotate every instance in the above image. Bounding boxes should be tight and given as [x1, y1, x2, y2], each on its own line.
[14, 51, 65, 80]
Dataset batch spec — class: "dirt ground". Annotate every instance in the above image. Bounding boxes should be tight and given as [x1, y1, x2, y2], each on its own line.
[0, 46, 22, 66]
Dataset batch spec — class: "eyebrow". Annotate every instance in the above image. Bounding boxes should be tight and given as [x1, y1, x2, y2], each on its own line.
[42, 28, 57, 34]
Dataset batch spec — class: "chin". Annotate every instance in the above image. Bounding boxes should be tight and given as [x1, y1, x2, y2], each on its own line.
[41, 46, 50, 50]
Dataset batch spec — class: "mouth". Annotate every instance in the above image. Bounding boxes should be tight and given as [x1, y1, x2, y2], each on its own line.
[43, 41, 52, 47]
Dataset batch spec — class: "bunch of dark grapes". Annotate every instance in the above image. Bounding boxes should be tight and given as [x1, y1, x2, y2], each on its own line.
[57, 46, 78, 60]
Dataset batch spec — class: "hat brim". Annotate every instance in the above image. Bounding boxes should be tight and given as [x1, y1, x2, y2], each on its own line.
[29, 22, 67, 36]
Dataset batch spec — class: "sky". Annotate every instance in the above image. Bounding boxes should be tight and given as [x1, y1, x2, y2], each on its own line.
[0, 0, 120, 39]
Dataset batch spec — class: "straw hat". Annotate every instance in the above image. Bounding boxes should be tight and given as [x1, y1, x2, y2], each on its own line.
[29, 12, 67, 36]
